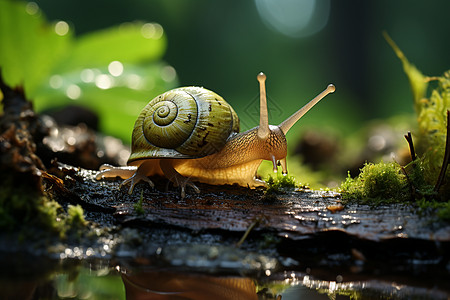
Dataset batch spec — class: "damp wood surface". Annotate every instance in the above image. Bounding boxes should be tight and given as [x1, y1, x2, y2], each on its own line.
[60, 165, 450, 262]
[70, 166, 450, 243]
[56, 164, 450, 289]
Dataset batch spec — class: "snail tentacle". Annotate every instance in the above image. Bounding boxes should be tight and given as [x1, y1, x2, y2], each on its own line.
[257, 72, 270, 139]
[278, 84, 335, 134]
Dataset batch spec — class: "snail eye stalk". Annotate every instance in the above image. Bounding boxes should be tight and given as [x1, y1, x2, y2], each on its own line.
[278, 84, 335, 134]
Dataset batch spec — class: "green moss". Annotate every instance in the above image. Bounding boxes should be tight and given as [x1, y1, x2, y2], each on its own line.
[0, 175, 88, 239]
[436, 202, 450, 221]
[416, 197, 450, 221]
[133, 190, 145, 215]
[266, 174, 297, 194]
[67, 205, 87, 227]
[341, 160, 450, 221]
[261, 174, 298, 202]
[259, 158, 324, 190]
[340, 162, 408, 204]
[0, 176, 62, 234]
[37, 197, 65, 234]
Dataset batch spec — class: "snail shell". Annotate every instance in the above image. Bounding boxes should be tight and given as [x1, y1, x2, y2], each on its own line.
[129, 87, 240, 162]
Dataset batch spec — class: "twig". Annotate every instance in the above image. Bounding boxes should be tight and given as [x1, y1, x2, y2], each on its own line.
[399, 165, 415, 201]
[236, 217, 262, 247]
[434, 110, 450, 193]
[404, 131, 416, 161]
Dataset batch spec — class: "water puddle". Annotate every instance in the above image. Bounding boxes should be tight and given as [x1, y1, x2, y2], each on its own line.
[1, 258, 448, 299]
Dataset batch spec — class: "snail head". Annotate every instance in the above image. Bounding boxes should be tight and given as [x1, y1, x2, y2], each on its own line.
[255, 72, 335, 174]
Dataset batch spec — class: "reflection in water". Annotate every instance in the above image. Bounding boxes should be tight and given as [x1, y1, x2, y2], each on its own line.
[1, 258, 449, 299]
[122, 271, 259, 300]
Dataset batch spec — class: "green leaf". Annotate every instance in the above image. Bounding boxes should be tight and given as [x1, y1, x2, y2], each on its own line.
[383, 32, 428, 113]
[0, 0, 71, 96]
[55, 22, 167, 72]
[34, 62, 177, 142]
[0, 0, 176, 141]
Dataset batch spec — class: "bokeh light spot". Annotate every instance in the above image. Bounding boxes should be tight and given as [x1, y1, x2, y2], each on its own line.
[55, 21, 69, 36]
[255, 0, 330, 38]
[108, 61, 124, 77]
[125, 74, 143, 90]
[161, 66, 176, 82]
[66, 84, 81, 100]
[80, 69, 95, 83]
[95, 74, 113, 89]
[25, 2, 39, 15]
[141, 23, 164, 39]
[49, 75, 63, 89]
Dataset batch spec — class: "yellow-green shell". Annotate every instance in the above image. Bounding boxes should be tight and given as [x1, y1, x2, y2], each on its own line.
[128, 87, 240, 162]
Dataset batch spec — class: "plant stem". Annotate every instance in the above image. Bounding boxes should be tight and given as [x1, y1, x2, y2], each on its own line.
[434, 110, 450, 194]
[404, 131, 416, 161]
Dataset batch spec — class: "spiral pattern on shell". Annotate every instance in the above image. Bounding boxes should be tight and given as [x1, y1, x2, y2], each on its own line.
[129, 87, 239, 162]
[152, 101, 177, 126]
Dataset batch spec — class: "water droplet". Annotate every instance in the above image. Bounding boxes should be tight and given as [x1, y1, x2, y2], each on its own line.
[66, 84, 81, 100]
[125, 74, 143, 89]
[161, 65, 176, 82]
[329, 281, 337, 292]
[55, 21, 69, 36]
[49, 75, 63, 89]
[25, 2, 39, 15]
[108, 61, 124, 77]
[141, 23, 164, 39]
[67, 136, 76, 146]
[95, 74, 113, 89]
[80, 69, 95, 83]
[86, 248, 94, 257]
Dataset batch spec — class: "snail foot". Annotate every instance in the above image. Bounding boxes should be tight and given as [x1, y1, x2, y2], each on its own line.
[96, 165, 137, 180]
[178, 179, 200, 199]
[120, 171, 155, 195]
[248, 177, 268, 189]
[160, 159, 200, 198]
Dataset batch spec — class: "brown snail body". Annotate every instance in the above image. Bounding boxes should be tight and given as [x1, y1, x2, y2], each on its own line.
[96, 73, 335, 197]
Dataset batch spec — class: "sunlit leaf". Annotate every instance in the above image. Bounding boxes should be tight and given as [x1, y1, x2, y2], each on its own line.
[383, 32, 428, 113]
[34, 62, 177, 142]
[0, 0, 71, 96]
[55, 22, 167, 72]
[0, 0, 177, 142]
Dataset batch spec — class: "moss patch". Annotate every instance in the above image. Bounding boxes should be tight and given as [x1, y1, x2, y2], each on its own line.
[133, 190, 145, 215]
[340, 162, 408, 204]
[266, 174, 297, 194]
[340, 160, 450, 221]
[0, 175, 87, 239]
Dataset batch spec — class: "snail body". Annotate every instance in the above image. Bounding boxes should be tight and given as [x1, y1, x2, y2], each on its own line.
[96, 73, 335, 197]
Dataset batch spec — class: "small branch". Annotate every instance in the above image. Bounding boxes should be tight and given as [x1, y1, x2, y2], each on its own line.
[400, 165, 415, 201]
[404, 131, 416, 161]
[434, 110, 450, 193]
[236, 217, 263, 248]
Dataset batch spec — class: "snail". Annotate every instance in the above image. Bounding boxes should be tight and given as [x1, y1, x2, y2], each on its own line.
[96, 73, 335, 197]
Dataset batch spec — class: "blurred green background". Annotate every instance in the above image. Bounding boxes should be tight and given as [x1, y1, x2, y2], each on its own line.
[31, 0, 450, 133]
[1, 0, 450, 184]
